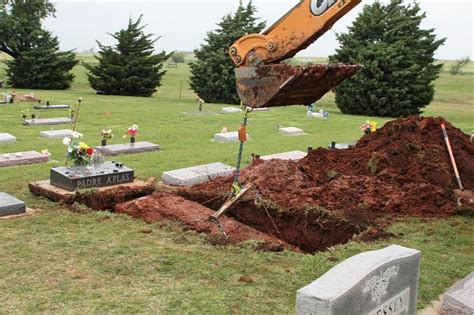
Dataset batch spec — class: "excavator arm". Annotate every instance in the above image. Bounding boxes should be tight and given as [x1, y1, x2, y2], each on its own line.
[229, 0, 361, 108]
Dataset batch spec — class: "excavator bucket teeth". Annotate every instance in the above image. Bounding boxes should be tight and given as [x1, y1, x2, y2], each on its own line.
[235, 63, 361, 108]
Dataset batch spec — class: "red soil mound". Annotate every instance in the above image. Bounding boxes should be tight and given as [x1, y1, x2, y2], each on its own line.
[177, 116, 473, 252]
[115, 192, 297, 252]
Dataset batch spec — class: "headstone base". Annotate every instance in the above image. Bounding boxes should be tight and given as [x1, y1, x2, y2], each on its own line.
[34, 104, 71, 110]
[0, 151, 49, 168]
[95, 141, 160, 156]
[162, 162, 235, 186]
[214, 131, 249, 143]
[23, 117, 73, 125]
[260, 151, 307, 161]
[0, 133, 16, 144]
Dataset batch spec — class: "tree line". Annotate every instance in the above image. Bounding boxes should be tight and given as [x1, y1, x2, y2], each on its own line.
[0, 0, 458, 117]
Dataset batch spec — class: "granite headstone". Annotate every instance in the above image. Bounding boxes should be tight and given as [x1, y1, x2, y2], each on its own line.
[0, 192, 26, 217]
[296, 245, 420, 315]
[442, 272, 474, 315]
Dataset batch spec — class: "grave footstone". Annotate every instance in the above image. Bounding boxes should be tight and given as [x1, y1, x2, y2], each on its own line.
[0, 151, 50, 168]
[260, 151, 307, 161]
[214, 131, 249, 143]
[50, 161, 134, 191]
[40, 129, 79, 139]
[95, 141, 160, 156]
[296, 245, 420, 315]
[0, 192, 26, 217]
[222, 107, 242, 114]
[441, 272, 474, 315]
[24, 117, 73, 126]
[279, 127, 304, 135]
[34, 104, 71, 110]
[162, 162, 235, 186]
[0, 133, 16, 144]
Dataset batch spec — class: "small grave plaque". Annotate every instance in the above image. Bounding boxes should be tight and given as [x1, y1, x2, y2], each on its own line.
[222, 107, 241, 114]
[328, 142, 357, 150]
[296, 245, 420, 315]
[34, 104, 71, 110]
[0, 151, 50, 168]
[442, 272, 474, 315]
[0, 133, 16, 144]
[95, 141, 160, 156]
[40, 129, 79, 139]
[162, 162, 235, 186]
[50, 161, 134, 191]
[214, 131, 249, 143]
[279, 127, 304, 135]
[0, 192, 26, 217]
[24, 117, 73, 126]
[260, 151, 307, 161]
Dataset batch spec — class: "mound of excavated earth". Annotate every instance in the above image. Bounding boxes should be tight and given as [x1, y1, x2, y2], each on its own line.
[115, 192, 297, 252]
[177, 116, 473, 252]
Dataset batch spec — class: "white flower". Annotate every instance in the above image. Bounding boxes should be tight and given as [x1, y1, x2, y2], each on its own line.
[72, 131, 82, 139]
[63, 137, 71, 146]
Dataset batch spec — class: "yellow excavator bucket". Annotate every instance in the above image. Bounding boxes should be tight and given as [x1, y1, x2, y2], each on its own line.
[235, 63, 360, 108]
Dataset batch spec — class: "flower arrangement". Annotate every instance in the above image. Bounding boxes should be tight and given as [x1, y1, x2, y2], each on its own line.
[101, 129, 113, 146]
[63, 132, 94, 166]
[123, 124, 138, 144]
[101, 129, 113, 140]
[70, 107, 76, 119]
[21, 109, 30, 119]
[360, 120, 377, 134]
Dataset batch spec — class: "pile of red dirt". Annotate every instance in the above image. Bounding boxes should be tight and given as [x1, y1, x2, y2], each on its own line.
[177, 116, 473, 252]
[115, 192, 297, 252]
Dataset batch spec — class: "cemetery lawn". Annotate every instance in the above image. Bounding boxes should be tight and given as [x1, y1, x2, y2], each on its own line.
[0, 54, 473, 313]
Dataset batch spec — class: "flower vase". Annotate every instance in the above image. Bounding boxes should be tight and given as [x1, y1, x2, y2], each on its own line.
[101, 139, 107, 147]
[130, 137, 136, 146]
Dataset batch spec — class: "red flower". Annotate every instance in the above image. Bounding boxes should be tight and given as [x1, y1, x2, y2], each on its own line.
[86, 147, 94, 156]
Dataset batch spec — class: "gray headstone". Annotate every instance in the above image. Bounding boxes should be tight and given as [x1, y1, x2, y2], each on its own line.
[279, 127, 304, 135]
[214, 131, 249, 143]
[40, 129, 79, 139]
[0, 192, 26, 217]
[296, 245, 420, 315]
[0, 133, 16, 144]
[260, 151, 307, 161]
[33, 104, 71, 110]
[442, 272, 474, 315]
[252, 107, 270, 112]
[23, 117, 73, 126]
[50, 161, 134, 191]
[162, 162, 235, 186]
[222, 107, 241, 114]
[0, 151, 50, 168]
[95, 141, 160, 156]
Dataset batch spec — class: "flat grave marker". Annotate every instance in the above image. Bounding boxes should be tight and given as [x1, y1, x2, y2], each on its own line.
[50, 161, 134, 191]
[214, 131, 249, 143]
[0, 151, 50, 168]
[24, 117, 73, 126]
[34, 104, 71, 110]
[95, 141, 160, 156]
[260, 151, 307, 161]
[442, 271, 474, 315]
[162, 162, 235, 186]
[222, 107, 242, 114]
[296, 245, 420, 315]
[253, 107, 270, 112]
[0, 133, 16, 144]
[0, 192, 26, 217]
[328, 142, 357, 150]
[279, 127, 305, 136]
[40, 129, 79, 139]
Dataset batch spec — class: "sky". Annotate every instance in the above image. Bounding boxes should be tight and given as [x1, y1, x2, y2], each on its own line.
[43, 0, 474, 60]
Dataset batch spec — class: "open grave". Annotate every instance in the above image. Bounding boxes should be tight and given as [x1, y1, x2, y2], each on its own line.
[115, 116, 474, 253]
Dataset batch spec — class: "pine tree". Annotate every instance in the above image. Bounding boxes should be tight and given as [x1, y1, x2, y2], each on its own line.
[190, 1, 265, 104]
[2, 0, 77, 89]
[86, 16, 170, 97]
[329, 0, 445, 117]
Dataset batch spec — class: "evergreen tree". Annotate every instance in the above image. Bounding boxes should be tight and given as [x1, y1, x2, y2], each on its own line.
[329, 0, 445, 117]
[1, 0, 77, 89]
[6, 30, 77, 89]
[86, 16, 170, 97]
[190, 1, 265, 104]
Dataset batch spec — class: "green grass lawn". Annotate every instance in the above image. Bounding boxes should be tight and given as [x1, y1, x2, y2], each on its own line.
[0, 55, 473, 313]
